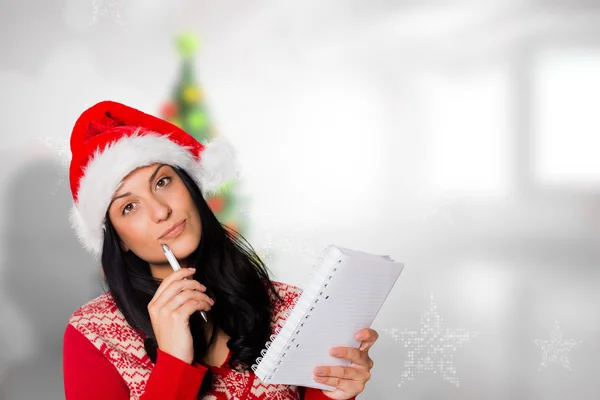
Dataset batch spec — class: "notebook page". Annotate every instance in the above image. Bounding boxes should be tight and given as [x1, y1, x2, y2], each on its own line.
[267, 248, 404, 389]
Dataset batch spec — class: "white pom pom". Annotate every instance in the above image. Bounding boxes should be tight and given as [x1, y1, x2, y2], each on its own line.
[196, 136, 241, 195]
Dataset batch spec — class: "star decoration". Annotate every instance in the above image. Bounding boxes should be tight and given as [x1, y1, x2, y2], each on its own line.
[533, 320, 581, 372]
[382, 293, 478, 388]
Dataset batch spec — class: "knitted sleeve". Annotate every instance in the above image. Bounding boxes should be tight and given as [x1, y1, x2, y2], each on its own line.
[63, 324, 208, 399]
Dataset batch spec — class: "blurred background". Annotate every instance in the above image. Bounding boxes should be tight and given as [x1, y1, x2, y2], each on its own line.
[1, 0, 600, 398]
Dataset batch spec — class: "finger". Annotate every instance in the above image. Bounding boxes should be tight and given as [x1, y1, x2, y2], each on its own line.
[355, 328, 379, 351]
[150, 277, 206, 310]
[173, 297, 212, 320]
[354, 328, 378, 343]
[330, 347, 368, 365]
[359, 337, 377, 352]
[162, 289, 214, 314]
[153, 277, 205, 308]
[153, 268, 197, 299]
[313, 365, 365, 381]
[313, 374, 367, 393]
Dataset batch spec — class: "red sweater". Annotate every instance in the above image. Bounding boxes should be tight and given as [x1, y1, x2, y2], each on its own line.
[63, 281, 355, 400]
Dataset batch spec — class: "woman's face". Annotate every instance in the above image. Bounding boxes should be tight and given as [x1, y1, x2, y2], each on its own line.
[107, 163, 202, 278]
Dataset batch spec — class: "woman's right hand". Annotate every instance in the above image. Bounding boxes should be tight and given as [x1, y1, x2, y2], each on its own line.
[147, 267, 214, 364]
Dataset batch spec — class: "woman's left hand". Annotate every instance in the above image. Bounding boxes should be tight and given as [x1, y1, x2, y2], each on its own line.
[312, 328, 378, 399]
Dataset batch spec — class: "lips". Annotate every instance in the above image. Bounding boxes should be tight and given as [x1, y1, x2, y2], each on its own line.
[159, 220, 186, 240]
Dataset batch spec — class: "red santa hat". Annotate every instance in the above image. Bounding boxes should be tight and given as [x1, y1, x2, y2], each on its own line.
[68, 100, 239, 260]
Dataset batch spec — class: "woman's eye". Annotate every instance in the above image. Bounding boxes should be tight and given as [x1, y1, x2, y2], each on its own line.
[122, 203, 134, 215]
[121, 177, 171, 215]
[157, 176, 171, 188]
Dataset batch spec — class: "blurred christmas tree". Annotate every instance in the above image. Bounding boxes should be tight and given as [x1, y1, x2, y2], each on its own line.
[159, 32, 250, 243]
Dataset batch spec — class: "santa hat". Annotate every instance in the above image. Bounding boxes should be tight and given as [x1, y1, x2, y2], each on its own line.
[68, 100, 240, 260]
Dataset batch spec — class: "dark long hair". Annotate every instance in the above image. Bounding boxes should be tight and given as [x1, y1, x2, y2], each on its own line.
[100, 165, 282, 396]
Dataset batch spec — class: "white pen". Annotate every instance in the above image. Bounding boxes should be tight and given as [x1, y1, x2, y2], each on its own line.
[161, 244, 208, 322]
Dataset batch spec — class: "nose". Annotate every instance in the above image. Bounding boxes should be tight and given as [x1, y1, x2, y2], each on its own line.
[148, 195, 171, 222]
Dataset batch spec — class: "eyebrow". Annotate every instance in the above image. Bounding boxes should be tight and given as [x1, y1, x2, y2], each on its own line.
[109, 164, 166, 208]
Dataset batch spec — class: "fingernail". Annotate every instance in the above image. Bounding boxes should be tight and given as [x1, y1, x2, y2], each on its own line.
[330, 348, 341, 356]
[314, 367, 325, 375]
[189, 268, 196, 272]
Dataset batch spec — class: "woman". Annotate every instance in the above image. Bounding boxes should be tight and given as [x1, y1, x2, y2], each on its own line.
[62, 101, 378, 399]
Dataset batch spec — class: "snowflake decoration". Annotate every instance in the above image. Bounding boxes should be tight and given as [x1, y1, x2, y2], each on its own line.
[382, 293, 478, 388]
[224, 371, 249, 398]
[91, 0, 123, 25]
[533, 321, 581, 372]
[250, 381, 296, 400]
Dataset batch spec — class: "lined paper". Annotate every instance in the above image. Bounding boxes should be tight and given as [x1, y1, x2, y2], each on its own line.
[254, 246, 404, 390]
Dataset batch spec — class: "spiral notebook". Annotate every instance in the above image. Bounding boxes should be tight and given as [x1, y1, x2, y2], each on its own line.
[251, 245, 404, 390]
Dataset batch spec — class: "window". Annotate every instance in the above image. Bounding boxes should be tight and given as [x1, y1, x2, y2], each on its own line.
[420, 64, 511, 197]
[532, 48, 600, 188]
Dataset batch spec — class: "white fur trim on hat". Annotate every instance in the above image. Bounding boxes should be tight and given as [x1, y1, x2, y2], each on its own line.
[68, 129, 240, 260]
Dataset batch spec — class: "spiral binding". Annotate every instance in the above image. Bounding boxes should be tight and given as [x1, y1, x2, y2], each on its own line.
[250, 245, 343, 382]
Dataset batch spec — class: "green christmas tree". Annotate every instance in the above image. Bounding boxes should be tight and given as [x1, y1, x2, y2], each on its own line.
[160, 32, 249, 240]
